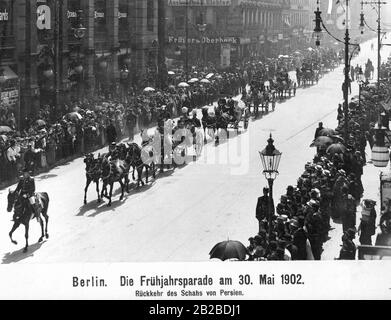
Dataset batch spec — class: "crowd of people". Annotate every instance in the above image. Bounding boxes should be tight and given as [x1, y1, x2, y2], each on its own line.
[245, 55, 391, 261]
[0, 45, 342, 188]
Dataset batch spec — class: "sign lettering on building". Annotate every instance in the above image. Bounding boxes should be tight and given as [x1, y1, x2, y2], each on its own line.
[168, 0, 231, 6]
[94, 11, 105, 19]
[0, 9, 8, 21]
[168, 36, 238, 44]
[67, 11, 77, 19]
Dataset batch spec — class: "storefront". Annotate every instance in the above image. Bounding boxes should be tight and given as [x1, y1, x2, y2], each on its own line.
[0, 66, 19, 128]
[166, 36, 239, 68]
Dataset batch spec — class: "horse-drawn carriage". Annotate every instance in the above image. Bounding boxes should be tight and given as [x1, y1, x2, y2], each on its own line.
[299, 67, 320, 87]
[274, 75, 295, 99]
[203, 98, 249, 140]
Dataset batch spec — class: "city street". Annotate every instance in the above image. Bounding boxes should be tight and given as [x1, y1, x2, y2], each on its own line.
[0, 37, 389, 264]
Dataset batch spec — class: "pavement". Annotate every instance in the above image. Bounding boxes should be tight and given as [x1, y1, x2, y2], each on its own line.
[0, 37, 389, 263]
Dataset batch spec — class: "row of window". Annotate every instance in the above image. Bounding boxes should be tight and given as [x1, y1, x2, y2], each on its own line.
[242, 9, 281, 29]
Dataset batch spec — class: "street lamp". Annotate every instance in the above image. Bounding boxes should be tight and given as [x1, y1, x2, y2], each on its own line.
[313, 0, 359, 143]
[73, 10, 86, 97]
[258, 134, 282, 238]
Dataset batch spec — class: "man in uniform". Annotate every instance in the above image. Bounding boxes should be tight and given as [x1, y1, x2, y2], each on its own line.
[256, 188, 270, 234]
[14, 168, 40, 221]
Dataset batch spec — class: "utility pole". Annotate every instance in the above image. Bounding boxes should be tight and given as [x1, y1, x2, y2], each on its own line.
[185, 0, 189, 81]
[343, 0, 350, 143]
[361, 0, 387, 90]
[157, 0, 167, 89]
[53, 0, 61, 111]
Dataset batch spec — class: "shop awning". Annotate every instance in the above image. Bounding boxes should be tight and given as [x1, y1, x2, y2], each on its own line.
[0, 66, 18, 81]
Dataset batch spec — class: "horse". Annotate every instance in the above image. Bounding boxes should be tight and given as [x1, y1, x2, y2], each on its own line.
[127, 142, 156, 187]
[7, 190, 49, 253]
[83, 153, 102, 205]
[100, 157, 129, 206]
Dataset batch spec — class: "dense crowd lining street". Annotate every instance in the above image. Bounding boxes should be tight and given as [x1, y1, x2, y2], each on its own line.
[0, 35, 390, 263]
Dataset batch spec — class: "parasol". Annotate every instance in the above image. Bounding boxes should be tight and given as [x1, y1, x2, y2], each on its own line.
[0, 126, 13, 134]
[200, 79, 211, 84]
[310, 136, 333, 148]
[178, 82, 190, 88]
[209, 240, 248, 261]
[326, 143, 347, 155]
[318, 128, 337, 137]
[143, 87, 155, 92]
[168, 71, 175, 75]
[188, 78, 199, 83]
[35, 119, 46, 128]
[205, 73, 214, 79]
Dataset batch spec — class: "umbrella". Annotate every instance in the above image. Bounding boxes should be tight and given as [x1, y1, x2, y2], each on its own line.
[65, 112, 83, 121]
[178, 82, 189, 88]
[188, 78, 199, 83]
[0, 126, 13, 134]
[330, 135, 345, 143]
[35, 119, 46, 128]
[168, 71, 175, 75]
[326, 143, 347, 155]
[310, 136, 333, 148]
[205, 73, 214, 79]
[209, 240, 248, 261]
[143, 87, 155, 92]
[200, 79, 211, 84]
[0, 134, 7, 141]
[318, 128, 337, 137]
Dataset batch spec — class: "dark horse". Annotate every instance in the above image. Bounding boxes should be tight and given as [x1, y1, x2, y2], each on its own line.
[83, 153, 102, 205]
[100, 157, 130, 206]
[127, 142, 156, 188]
[7, 190, 50, 253]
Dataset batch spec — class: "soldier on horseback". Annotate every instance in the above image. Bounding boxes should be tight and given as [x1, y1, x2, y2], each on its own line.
[14, 168, 40, 221]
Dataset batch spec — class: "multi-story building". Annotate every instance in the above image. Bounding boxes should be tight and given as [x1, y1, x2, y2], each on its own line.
[285, 0, 311, 51]
[165, 0, 287, 68]
[0, 0, 159, 129]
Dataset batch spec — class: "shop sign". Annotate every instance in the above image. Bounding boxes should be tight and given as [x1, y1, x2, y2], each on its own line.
[168, 0, 231, 6]
[1, 89, 18, 106]
[95, 11, 105, 19]
[118, 12, 127, 19]
[0, 9, 8, 21]
[168, 36, 239, 44]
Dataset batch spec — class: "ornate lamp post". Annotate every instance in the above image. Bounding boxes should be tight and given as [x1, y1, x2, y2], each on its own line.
[259, 134, 282, 238]
[313, 0, 360, 143]
[73, 10, 86, 97]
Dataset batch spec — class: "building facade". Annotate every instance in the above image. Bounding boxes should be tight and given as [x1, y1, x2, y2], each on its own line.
[165, 0, 288, 68]
[0, 0, 159, 129]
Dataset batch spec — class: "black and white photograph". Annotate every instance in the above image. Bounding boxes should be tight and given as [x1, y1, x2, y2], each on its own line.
[0, 0, 391, 301]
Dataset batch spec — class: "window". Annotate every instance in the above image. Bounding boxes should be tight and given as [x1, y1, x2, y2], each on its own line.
[147, 0, 154, 32]
[174, 15, 185, 30]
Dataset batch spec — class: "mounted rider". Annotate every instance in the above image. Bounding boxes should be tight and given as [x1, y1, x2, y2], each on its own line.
[14, 168, 40, 221]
